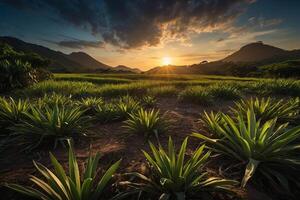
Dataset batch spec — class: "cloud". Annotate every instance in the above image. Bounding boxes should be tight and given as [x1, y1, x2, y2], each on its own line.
[46, 39, 104, 49]
[3, 0, 255, 49]
[248, 17, 283, 28]
[216, 15, 283, 44]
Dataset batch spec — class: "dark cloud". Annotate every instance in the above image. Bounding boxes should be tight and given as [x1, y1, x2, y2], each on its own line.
[46, 39, 104, 49]
[2, 0, 255, 48]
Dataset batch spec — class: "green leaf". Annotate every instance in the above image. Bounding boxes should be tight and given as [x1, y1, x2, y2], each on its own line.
[241, 158, 260, 187]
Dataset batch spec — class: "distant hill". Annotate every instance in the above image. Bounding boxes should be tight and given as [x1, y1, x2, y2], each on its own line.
[0, 36, 83, 72]
[147, 42, 300, 77]
[222, 41, 300, 63]
[0, 36, 140, 73]
[112, 65, 142, 73]
[146, 65, 191, 74]
[67, 52, 110, 71]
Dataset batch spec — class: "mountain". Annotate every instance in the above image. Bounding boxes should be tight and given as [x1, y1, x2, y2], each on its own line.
[112, 65, 142, 73]
[222, 41, 300, 63]
[0, 36, 85, 72]
[0, 36, 141, 73]
[147, 42, 300, 76]
[68, 52, 110, 71]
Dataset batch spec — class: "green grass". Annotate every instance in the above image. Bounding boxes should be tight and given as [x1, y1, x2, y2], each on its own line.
[249, 80, 300, 96]
[178, 83, 242, 105]
[14, 74, 300, 102]
[178, 86, 214, 105]
[15, 80, 96, 98]
[147, 85, 178, 97]
[207, 83, 241, 100]
[55, 75, 132, 84]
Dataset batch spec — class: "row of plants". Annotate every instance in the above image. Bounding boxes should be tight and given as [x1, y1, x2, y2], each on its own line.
[179, 80, 300, 106]
[178, 83, 241, 105]
[6, 138, 237, 200]
[0, 94, 163, 150]
[15, 80, 176, 98]
[18, 78, 300, 106]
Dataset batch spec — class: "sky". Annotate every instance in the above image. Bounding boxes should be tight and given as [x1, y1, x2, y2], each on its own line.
[0, 0, 300, 70]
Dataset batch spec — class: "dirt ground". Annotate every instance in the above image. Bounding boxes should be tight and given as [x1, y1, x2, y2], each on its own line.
[0, 98, 273, 200]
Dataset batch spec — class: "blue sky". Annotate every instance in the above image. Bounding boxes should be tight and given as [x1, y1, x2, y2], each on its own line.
[0, 0, 299, 70]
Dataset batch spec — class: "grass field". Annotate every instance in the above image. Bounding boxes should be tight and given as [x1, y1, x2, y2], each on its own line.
[2, 73, 300, 200]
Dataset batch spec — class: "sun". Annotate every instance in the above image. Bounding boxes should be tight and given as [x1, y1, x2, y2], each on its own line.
[162, 56, 172, 65]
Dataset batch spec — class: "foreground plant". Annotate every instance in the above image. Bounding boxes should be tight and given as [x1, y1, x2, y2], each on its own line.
[123, 108, 167, 139]
[141, 95, 156, 107]
[232, 97, 299, 123]
[201, 111, 226, 137]
[147, 85, 177, 97]
[116, 95, 141, 119]
[253, 80, 300, 96]
[178, 86, 213, 105]
[0, 97, 29, 131]
[94, 104, 123, 123]
[207, 84, 241, 100]
[36, 93, 73, 108]
[78, 97, 104, 114]
[10, 104, 90, 149]
[193, 108, 300, 189]
[120, 137, 237, 199]
[7, 140, 121, 200]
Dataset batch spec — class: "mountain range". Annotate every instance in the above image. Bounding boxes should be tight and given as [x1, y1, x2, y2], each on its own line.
[148, 41, 300, 76]
[1, 36, 300, 76]
[0, 36, 141, 73]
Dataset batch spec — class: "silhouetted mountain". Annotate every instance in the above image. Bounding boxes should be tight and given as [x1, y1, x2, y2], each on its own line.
[147, 42, 300, 77]
[68, 52, 110, 70]
[112, 65, 142, 73]
[0, 36, 85, 72]
[222, 41, 300, 63]
[0, 36, 141, 73]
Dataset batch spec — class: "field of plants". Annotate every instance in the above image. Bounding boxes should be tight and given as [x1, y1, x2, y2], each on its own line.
[2, 73, 300, 200]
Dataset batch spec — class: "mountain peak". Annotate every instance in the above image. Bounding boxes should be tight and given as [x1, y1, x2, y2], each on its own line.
[0, 36, 112, 72]
[67, 51, 111, 70]
[223, 41, 288, 63]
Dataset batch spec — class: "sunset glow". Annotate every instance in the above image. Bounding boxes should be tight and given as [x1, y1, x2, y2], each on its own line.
[1, 0, 300, 71]
[162, 57, 172, 66]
